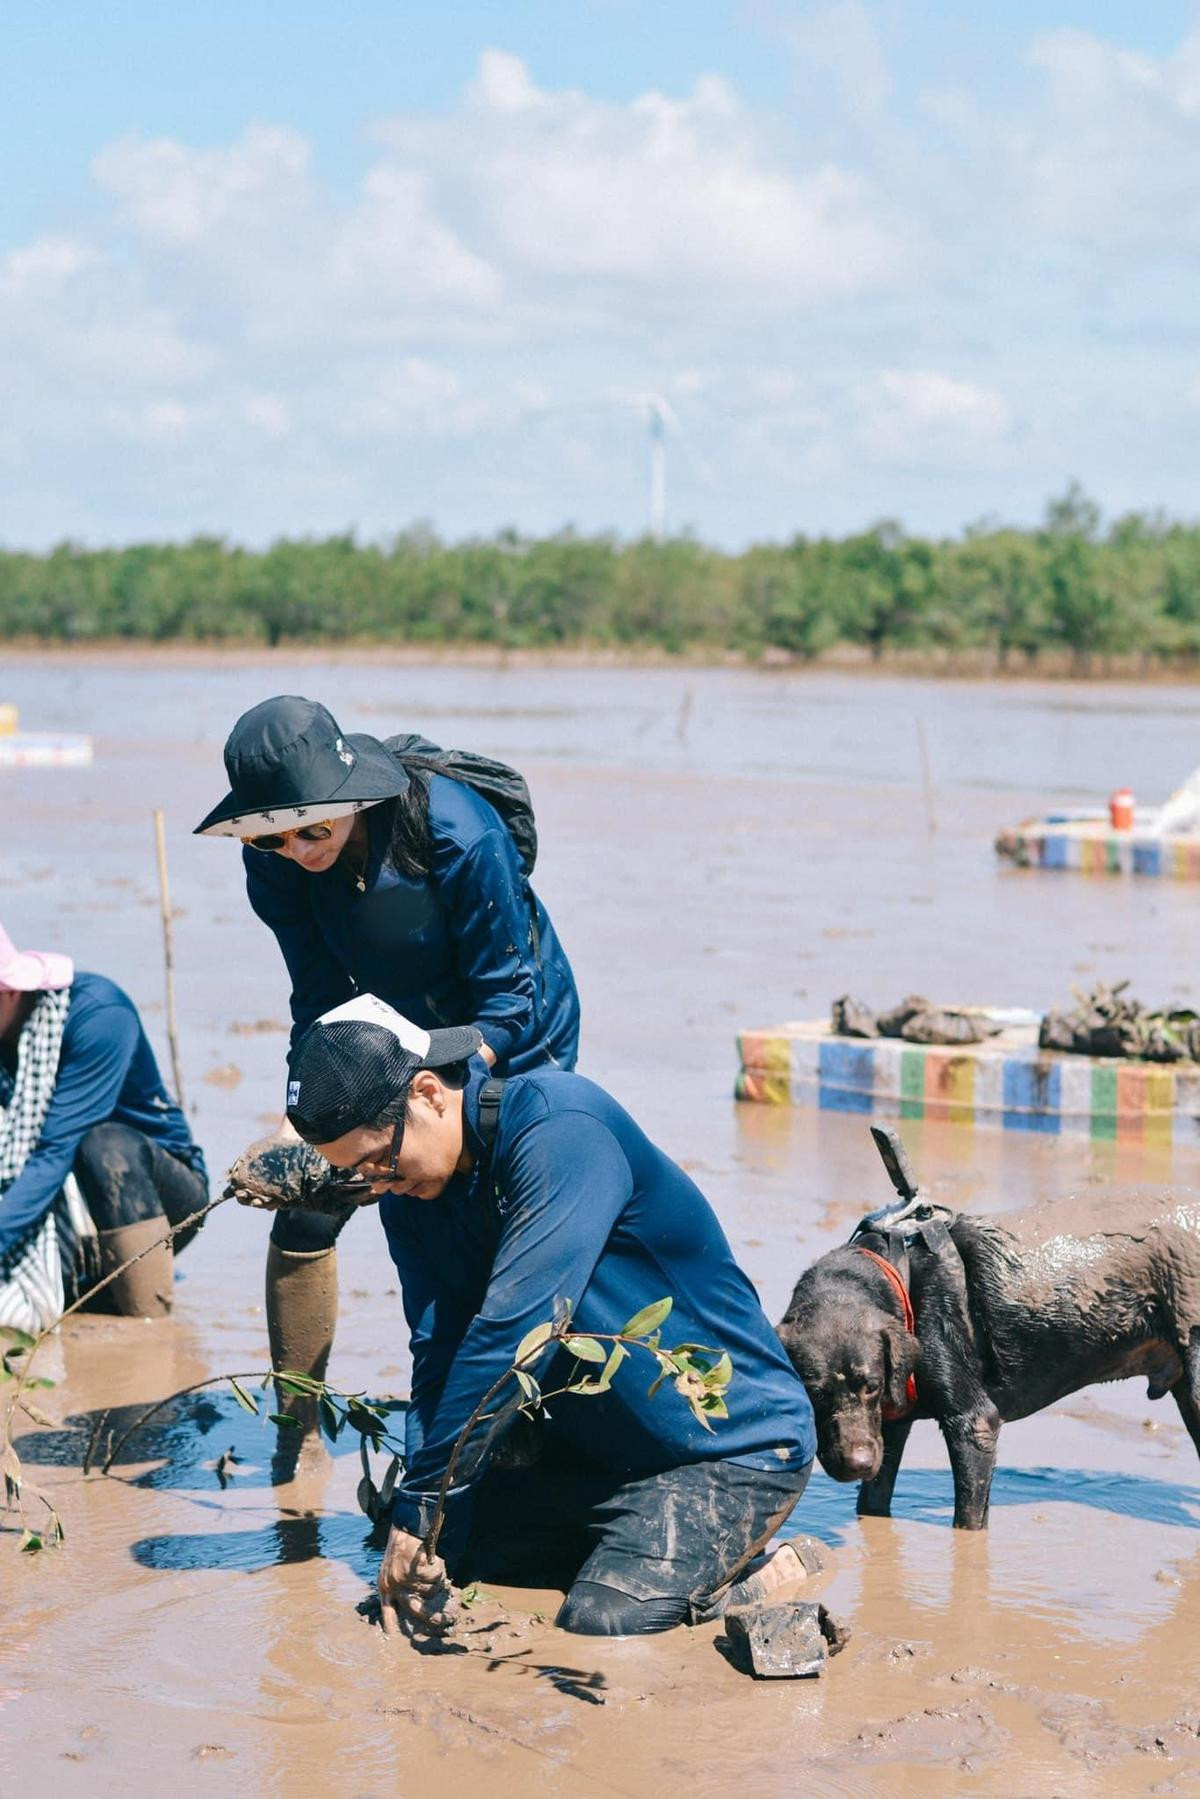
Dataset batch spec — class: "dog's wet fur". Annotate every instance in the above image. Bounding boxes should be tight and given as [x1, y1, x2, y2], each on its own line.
[778, 1193, 1200, 1528]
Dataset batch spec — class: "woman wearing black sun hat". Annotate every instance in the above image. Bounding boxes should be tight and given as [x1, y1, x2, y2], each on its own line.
[196, 694, 580, 1467]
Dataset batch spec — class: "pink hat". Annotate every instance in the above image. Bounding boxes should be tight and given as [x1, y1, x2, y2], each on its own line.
[0, 922, 73, 992]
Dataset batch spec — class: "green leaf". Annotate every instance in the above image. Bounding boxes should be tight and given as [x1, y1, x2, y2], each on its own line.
[345, 1404, 380, 1435]
[700, 1394, 729, 1419]
[379, 1455, 401, 1509]
[562, 1336, 606, 1363]
[356, 1475, 378, 1521]
[689, 1402, 716, 1433]
[273, 1373, 320, 1396]
[515, 1369, 541, 1405]
[0, 1327, 35, 1350]
[18, 1529, 42, 1553]
[514, 1320, 554, 1366]
[573, 1338, 629, 1396]
[319, 1396, 343, 1442]
[620, 1297, 672, 1339]
[268, 1413, 302, 1429]
[26, 1376, 55, 1391]
[705, 1352, 733, 1391]
[229, 1379, 259, 1416]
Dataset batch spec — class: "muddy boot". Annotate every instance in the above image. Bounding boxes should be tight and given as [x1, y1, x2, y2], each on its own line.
[96, 1219, 174, 1318]
[265, 1242, 337, 1482]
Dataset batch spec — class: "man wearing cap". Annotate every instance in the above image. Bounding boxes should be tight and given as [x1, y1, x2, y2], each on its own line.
[0, 922, 208, 1332]
[197, 695, 580, 1470]
[285, 994, 816, 1638]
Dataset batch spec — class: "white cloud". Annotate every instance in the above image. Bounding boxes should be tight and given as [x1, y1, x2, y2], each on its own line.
[242, 394, 292, 438]
[780, 1, 892, 119]
[445, 56, 901, 297]
[857, 369, 1010, 460]
[337, 358, 489, 438]
[374, 53, 904, 302]
[92, 126, 310, 244]
[1021, 26, 1200, 251]
[0, 234, 97, 293]
[107, 399, 195, 442]
[332, 166, 500, 310]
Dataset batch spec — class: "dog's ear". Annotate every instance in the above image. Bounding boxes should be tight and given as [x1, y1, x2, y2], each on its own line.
[881, 1323, 920, 1412]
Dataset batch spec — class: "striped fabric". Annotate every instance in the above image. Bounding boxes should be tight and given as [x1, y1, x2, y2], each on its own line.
[0, 989, 80, 1334]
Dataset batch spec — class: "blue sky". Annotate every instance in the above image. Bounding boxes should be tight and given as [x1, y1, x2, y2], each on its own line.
[3, 1, 1200, 549]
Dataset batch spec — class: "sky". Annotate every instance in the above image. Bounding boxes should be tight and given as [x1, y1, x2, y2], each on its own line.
[3, 0, 1200, 550]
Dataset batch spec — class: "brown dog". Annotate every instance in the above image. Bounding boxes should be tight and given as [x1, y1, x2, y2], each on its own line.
[778, 1191, 1200, 1528]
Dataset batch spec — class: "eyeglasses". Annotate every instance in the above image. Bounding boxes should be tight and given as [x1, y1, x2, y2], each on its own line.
[386, 1115, 406, 1179]
[241, 821, 336, 854]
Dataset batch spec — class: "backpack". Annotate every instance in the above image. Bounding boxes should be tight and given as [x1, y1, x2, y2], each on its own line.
[383, 733, 538, 877]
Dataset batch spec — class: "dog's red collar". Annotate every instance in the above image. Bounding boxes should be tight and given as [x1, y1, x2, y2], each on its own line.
[857, 1246, 918, 1417]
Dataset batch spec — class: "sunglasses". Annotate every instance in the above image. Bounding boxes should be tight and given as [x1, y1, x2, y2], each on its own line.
[241, 821, 336, 854]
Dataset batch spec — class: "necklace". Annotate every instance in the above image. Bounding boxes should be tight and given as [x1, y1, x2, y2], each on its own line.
[345, 844, 369, 894]
[342, 817, 370, 893]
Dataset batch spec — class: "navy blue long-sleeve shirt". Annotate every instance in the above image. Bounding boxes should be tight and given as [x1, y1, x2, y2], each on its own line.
[0, 972, 206, 1257]
[381, 1064, 815, 1547]
[245, 774, 580, 1074]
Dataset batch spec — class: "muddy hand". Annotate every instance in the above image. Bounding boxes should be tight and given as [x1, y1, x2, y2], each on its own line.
[377, 1527, 460, 1638]
[224, 1133, 336, 1211]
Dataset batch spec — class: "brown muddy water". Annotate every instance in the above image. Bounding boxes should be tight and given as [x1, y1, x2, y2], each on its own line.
[3, 653, 1200, 1797]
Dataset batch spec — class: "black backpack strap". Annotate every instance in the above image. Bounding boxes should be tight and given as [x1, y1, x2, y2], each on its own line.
[477, 1076, 506, 1149]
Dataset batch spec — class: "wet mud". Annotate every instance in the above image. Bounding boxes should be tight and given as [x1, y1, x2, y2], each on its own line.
[4, 659, 1200, 1795]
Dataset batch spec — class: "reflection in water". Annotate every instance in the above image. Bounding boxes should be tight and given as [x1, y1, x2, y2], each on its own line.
[14, 1390, 363, 1490]
[786, 1463, 1200, 1540]
[131, 1508, 377, 1579]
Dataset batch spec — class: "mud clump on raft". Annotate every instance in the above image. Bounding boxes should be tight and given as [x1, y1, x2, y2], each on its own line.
[1040, 980, 1200, 1063]
[724, 1600, 850, 1679]
[832, 994, 1002, 1047]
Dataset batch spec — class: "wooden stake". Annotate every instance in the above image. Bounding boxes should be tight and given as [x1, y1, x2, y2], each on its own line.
[153, 808, 186, 1110]
[916, 718, 937, 838]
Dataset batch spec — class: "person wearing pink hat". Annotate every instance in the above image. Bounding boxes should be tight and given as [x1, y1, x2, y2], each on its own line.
[0, 923, 208, 1333]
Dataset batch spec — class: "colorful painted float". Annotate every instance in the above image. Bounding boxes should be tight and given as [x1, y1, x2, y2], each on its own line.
[995, 767, 1200, 878]
[0, 704, 93, 769]
[735, 1014, 1200, 1144]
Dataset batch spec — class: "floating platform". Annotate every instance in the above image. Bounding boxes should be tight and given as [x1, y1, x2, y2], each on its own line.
[996, 814, 1200, 879]
[736, 1019, 1200, 1143]
[0, 732, 93, 770]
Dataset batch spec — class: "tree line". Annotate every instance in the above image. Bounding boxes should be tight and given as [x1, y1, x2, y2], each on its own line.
[4, 485, 1200, 669]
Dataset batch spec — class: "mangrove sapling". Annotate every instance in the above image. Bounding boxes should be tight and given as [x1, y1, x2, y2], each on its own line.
[1, 1191, 229, 1552]
[102, 1293, 733, 1563]
[419, 1295, 733, 1562]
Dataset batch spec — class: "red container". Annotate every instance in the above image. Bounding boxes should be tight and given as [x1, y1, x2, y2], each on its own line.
[1110, 787, 1135, 830]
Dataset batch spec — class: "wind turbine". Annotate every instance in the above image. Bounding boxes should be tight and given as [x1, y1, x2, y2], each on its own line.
[641, 393, 674, 541]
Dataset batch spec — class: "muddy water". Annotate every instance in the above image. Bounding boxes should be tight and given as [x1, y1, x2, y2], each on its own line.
[3, 653, 1200, 1796]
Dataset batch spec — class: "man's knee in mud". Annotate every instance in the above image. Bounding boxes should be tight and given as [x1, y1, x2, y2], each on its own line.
[556, 1582, 688, 1637]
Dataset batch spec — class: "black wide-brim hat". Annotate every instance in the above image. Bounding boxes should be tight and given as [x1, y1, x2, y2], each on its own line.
[194, 695, 410, 837]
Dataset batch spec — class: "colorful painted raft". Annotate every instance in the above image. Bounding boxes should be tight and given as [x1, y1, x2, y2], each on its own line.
[0, 733, 93, 769]
[996, 812, 1200, 879]
[735, 1018, 1200, 1143]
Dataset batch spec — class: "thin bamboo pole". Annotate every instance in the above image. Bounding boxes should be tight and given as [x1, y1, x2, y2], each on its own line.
[153, 809, 186, 1110]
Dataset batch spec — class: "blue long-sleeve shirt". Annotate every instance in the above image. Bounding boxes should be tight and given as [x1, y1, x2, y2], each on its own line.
[381, 1064, 815, 1548]
[245, 773, 580, 1074]
[0, 972, 206, 1258]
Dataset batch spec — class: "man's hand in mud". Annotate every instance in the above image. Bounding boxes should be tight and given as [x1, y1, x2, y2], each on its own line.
[377, 1525, 459, 1638]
